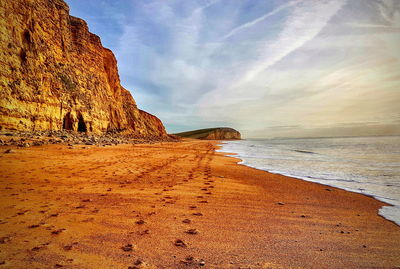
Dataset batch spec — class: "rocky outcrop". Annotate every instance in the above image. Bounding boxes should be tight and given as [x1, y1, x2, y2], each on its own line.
[0, 0, 166, 136]
[174, 128, 241, 140]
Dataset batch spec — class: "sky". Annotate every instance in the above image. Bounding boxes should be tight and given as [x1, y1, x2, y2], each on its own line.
[65, 0, 400, 138]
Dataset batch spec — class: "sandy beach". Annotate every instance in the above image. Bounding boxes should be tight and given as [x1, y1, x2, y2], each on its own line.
[0, 140, 399, 268]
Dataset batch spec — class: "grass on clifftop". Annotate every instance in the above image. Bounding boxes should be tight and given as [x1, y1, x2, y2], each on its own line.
[173, 127, 236, 139]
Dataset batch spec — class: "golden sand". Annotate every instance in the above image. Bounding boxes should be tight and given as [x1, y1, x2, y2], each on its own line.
[0, 140, 399, 268]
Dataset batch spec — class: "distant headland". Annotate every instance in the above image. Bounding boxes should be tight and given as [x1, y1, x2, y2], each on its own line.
[174, 127, 241, 140]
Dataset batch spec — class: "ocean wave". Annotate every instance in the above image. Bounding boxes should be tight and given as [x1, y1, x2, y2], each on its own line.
[219, 136, 400, 226]
[293, 150, 316, 154]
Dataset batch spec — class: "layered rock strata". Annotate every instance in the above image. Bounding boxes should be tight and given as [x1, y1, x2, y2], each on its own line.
[0, 0, 166, 136]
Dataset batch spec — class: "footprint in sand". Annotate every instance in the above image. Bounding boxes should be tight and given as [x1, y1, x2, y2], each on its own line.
[138, 229, 150, 235]
[0, 237, 11, 244]
[51, 228, 66, 235]
[31, 246, 43, 251]
[185, 229, 198, 235]
[174, 239, 187, 248]
[121, 243, 134, 251]
[182, 219, 191, 224]
[180, 256, 205, 266]
[192, 213, 203, 216]
[128, 259, 145, 269]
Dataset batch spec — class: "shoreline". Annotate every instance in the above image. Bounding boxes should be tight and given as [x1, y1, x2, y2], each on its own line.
[216, 143, 400, 227]
[218, 153, 400, 227]
[217, 138, 400, 227]
[0, 140, 399, 268]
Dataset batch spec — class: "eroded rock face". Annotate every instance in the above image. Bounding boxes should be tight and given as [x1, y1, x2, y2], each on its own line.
[0, 0, 166, 136]
[202, 128, 241, 140]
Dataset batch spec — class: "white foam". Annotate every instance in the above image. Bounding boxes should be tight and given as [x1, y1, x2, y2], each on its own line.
[218, 137, 400, 226]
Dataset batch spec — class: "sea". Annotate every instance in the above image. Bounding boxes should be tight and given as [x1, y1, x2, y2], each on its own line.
[218, 136, 400, 226]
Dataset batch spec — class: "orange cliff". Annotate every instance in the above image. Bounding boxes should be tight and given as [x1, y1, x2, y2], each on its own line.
[0, 0, 166, 136]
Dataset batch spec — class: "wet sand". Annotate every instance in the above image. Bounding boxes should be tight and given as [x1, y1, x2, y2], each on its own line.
[0, 140, 399, 268]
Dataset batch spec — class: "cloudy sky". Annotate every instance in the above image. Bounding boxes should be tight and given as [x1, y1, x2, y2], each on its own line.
[66, 0, 400, 138]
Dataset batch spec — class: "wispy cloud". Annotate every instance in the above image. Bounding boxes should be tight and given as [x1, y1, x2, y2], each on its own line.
[193, 0, 221, 14]
[221, 0, 299, 41]
[238, 0, 347, 83]
[347, 23, 400, 29]
[198, 0, 348, 107]
[66, 0, 400, 136]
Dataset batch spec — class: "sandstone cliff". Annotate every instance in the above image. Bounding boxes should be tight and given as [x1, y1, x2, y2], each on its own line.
[174, 128, 241, 140]
[0, 0, 166, 136]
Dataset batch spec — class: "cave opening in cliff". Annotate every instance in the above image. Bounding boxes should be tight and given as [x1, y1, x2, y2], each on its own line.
[77, 114, 87, 132]
[63, 112, 73, 130]
[23, 30, 32, 44]
[19, 49, 27, 63]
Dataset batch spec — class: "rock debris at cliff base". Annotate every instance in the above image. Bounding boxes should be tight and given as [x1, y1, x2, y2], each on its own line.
[0, 130, 180, 149]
